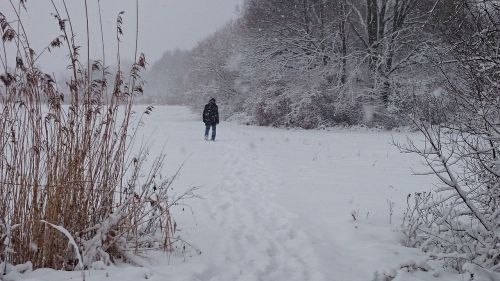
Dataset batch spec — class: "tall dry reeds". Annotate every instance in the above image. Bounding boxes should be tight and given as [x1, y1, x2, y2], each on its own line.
[0, 0, 191, 271]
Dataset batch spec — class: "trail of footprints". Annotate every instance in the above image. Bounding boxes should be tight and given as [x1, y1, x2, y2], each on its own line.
[199, 144, 326, 281]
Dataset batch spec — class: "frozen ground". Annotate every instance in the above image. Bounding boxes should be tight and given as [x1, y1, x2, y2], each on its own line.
[12, 106, 463, 281]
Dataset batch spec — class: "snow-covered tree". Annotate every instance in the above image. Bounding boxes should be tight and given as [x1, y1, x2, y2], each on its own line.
[401, 0, 500, 274]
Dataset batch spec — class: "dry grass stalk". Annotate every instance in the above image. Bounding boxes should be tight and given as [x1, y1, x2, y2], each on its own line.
[0, 0, 193, 271]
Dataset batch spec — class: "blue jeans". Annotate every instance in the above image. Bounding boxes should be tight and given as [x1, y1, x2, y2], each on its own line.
[205, 124, 216, 140]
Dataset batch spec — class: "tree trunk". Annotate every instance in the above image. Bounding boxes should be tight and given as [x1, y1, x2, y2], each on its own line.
[340, 0, 348, 85]
[366, 0, 379, 69]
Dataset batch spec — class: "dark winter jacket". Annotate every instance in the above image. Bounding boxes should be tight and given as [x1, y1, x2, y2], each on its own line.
[203, 100, 219, 125]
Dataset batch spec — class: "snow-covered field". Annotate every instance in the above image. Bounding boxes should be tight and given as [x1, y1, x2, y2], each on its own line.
[12, 106, 462, 281]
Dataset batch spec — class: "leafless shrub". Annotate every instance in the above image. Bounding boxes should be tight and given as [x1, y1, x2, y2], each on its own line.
[398, 0, 500, 274]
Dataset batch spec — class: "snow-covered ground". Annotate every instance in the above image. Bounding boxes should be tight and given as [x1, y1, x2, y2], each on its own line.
[13, 106, 462, 281]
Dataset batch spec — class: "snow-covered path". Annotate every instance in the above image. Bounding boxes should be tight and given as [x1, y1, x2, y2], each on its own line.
[134, 106, 438, 281]
[20, 106, 457, 281]
[149, 106, 330, 280]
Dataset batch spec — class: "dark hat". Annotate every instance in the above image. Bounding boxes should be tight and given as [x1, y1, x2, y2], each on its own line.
[209, 98, 216, 103]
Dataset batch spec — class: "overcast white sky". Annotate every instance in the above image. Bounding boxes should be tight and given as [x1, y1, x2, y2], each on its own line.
[1, 0, 243, 74]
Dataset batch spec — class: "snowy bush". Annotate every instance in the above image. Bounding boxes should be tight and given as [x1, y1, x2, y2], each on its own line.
[255, 92, 292, 127]
[399, 0, 500, 274]
[0, 3, 193, 271]
[287, 93, 323, 129]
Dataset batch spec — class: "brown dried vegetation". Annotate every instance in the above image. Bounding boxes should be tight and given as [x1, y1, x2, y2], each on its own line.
[0, 0, 189, 270]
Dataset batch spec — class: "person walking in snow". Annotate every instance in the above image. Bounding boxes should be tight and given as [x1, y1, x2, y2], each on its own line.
[203, 98, 219, 141]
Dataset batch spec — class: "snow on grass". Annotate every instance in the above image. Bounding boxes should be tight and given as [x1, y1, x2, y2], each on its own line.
[13, 106, 462, 281]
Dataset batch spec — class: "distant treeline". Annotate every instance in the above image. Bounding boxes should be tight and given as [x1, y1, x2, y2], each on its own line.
[146, 0, 472, 129]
